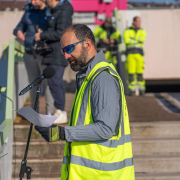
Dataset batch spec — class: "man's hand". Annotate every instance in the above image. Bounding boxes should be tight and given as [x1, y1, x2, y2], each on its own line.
[102, 39, 110, 44]
[110, 39, 115, 44]
[35, 124, 66, 142]
[34, 28, 41, 41]
[17, 30, 25, 41]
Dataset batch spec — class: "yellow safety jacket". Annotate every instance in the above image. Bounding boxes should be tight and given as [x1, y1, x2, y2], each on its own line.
[94, 25, 121, 65]
[124, 25, 146, 56]
[61, 61, 135, 180]
[94, 25, 121, 43]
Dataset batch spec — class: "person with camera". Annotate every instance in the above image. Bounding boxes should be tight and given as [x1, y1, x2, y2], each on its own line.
[13, 0, 54, 115]
[34, 0, 73, 124]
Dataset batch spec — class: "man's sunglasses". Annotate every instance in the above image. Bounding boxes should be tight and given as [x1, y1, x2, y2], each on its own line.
[61, 39, 90, 55]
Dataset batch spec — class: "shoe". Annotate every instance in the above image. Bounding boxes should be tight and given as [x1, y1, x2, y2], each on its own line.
[130, 91, 136, 96]
[139, 90, 145, 96]
[53, 109, 68, 124]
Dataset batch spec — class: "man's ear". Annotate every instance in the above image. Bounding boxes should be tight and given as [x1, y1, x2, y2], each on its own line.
[85, 39, 92, 51]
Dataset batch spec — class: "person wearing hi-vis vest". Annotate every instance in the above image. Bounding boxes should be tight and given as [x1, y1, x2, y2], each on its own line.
[124, 16, 146, 95]
[94, 17, 121, 67]
[35, 24, 135, 180]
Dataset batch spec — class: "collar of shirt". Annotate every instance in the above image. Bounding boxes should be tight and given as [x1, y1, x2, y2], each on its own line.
[80, 56, 95, 74]
[77, 51, 107, 80]
[131, 25, 140, 32]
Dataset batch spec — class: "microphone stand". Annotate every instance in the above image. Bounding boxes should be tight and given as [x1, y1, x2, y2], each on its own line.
[19, 83, 41, 180]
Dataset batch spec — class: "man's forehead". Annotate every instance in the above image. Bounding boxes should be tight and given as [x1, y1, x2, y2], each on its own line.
[61, 31, 78, 46]
[136, 17, 141, 21]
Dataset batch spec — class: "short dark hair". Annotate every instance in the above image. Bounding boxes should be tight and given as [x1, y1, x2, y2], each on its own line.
[60, 24, 96, 46]
[133, 16, 140, 22]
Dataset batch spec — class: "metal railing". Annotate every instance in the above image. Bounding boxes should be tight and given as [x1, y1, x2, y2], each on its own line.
[0, 39, 24, 150]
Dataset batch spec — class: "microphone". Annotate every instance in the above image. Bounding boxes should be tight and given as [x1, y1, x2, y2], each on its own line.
[19, 66, 56, 96]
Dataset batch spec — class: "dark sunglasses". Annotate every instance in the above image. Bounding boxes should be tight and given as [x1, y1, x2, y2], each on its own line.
[61, 39, 90, 55]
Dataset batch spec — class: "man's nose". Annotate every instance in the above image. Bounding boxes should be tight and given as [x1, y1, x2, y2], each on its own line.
[64, 52, 71, 59]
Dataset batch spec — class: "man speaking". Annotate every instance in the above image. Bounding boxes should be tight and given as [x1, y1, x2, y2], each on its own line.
[35, 24, 135, 180]
[35, 0, 73, 124]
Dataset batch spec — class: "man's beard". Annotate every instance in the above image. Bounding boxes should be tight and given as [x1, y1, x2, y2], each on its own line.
[33, 5, 41, 9]
[68, 46, 88, 72]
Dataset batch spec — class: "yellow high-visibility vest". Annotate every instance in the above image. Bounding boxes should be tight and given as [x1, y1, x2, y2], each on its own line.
[124, 25, 146, 55]
[94, 25, 121, 43]
[61, 61, 135, 180]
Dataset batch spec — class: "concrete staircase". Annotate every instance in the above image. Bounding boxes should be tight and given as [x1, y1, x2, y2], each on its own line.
[132, 121, 180, 180]
[13, 121, 180, 180]
[13, 124, 63, 179]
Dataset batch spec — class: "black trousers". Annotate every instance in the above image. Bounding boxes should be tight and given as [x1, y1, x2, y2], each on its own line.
[48, 65, 65, 111]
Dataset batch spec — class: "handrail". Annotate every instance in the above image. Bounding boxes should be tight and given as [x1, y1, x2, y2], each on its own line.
[0, 39, 24, 150]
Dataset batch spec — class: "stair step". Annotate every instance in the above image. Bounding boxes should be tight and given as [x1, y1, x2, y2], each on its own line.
[13, 141, 65, 158]
[13, 139, 180, 158]
[130, 121, 180, 139]
[12, 173, 180, 180]
[13, 158, 63, 175]
[135, 173, 180, 180]
[132, 139, 180, 156]
[134, 157, 180, 173]
[13, 156, 180, 175]
[14, 121, 180, 140]
[136, 177, 180, 180]
[14, 124, 68, 140]
[14, 125, 44, 140]
[12, 173, 61, 179]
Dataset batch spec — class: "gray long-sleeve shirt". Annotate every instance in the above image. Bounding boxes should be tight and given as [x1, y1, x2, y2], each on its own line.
[65, 51, 121, 142]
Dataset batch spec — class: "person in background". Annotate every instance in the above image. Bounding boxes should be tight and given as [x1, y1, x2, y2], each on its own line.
[94, 17, 121, 67]
[13, 0, 54, 115]
[124, 16, 146, 96]
[34, 0, 73, 124]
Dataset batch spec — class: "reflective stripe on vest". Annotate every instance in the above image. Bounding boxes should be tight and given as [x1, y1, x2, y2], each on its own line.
[127, 43, 143, 49]
[63, 155, 133, 171]
[61, 62, 135, 180]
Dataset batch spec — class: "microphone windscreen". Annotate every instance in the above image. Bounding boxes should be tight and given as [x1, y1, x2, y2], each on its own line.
[43, 66, 56, 78]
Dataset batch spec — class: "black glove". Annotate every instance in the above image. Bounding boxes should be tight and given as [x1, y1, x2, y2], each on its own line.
[35, 124, 66, 142]
[59, 126, 66, 140]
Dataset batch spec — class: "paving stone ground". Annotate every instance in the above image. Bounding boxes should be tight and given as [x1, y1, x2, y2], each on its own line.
[126, 94, 180, 122]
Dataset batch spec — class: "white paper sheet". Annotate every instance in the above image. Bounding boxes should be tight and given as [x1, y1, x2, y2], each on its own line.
[16, 106, 57, 127]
